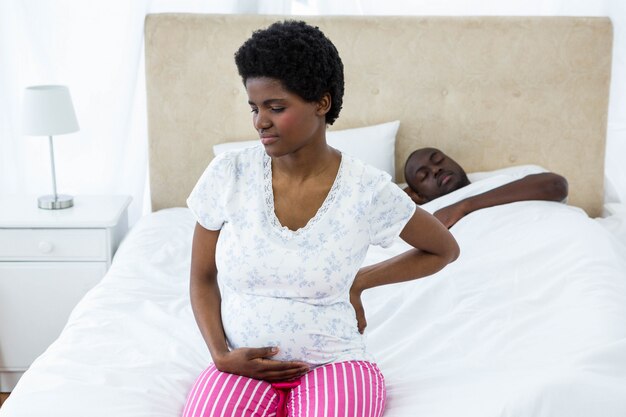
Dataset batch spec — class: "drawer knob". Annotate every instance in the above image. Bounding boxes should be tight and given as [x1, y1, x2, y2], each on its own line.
[38, 241, 54, 253]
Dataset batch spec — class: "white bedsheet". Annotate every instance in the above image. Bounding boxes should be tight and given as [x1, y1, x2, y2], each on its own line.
[3, 179, 626, 417]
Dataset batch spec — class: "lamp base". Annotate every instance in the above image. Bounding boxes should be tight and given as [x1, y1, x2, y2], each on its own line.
[38, 195, 74, 210]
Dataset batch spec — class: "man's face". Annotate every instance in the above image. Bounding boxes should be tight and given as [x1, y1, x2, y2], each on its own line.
[404, 148, 470, 204]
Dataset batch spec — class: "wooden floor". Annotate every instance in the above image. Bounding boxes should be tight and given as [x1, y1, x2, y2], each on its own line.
[0, 393, 10, 407]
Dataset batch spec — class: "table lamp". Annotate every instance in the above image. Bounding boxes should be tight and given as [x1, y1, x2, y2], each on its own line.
[22, 85, 79, 209]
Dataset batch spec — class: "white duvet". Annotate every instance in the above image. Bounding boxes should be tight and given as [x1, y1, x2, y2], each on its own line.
[3, 175, 626, 417]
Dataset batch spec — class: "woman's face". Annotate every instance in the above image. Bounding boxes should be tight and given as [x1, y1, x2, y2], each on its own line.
[404, 147, 470, 204]
[245, 77, 329, 157]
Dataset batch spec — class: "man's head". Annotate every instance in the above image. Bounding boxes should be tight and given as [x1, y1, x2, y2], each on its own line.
[404, 147, 470, 204]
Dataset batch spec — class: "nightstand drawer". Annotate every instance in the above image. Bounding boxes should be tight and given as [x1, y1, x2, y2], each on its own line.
[0, 262, 107, 369]
[0, 228, 108, 261]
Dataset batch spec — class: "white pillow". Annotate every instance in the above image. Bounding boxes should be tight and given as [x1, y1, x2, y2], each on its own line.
[213, 139, 258, 155]
[213, 120, 400, 181]
[327, 121, 399, 181]
[467, 164, 547, 182]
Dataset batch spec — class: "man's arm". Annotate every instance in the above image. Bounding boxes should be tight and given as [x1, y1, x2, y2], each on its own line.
[435, 173, 568, 228]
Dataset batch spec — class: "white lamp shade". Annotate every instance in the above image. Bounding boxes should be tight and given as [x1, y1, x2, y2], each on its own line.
[22, 85, 79, 136]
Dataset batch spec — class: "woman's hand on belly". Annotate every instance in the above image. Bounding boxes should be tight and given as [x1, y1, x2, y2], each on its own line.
[214, 346, 310, 382]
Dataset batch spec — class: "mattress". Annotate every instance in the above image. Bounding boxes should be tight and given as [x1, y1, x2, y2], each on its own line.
[2, 175, 626, 417]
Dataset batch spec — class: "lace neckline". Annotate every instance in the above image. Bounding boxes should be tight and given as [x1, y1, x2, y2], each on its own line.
[263, 151, 344, 237]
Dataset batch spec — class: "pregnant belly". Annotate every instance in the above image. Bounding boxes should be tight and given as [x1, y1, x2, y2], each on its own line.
[221, 293, 365, 365]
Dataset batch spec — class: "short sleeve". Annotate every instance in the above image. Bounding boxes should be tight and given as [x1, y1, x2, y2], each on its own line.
[186, 153, 233, 230]
[368, 177, 416, 248]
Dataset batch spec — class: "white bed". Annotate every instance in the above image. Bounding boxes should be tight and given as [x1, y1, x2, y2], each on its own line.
[2, 172, 626, 416]
[3, 14, 626, 417]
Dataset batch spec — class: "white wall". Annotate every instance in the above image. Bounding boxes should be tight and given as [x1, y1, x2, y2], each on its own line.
[1, 0, 623, 226]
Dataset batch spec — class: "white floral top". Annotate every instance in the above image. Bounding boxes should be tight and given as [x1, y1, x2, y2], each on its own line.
[187, 145, 415, 365]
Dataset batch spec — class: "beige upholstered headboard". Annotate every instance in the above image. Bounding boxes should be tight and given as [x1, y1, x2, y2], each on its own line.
[145, 14, 612, 216]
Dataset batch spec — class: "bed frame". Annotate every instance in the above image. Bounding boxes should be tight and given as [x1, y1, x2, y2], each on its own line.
[145, 14, 612, 217]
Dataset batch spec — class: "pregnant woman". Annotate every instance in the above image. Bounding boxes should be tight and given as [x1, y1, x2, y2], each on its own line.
[183, 20, 459, 417]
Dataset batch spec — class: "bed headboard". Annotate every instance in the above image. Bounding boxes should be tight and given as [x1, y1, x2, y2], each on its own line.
[145, 14, 612, 217]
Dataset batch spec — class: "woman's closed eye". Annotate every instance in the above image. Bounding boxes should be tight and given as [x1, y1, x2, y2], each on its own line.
[250, 107, 285, 114]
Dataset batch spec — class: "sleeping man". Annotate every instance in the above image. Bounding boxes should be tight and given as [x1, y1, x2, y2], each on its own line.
[403, 147, 569, 228]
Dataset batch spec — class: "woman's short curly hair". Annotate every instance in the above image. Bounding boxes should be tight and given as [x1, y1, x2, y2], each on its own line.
[234, 20, 344, 125]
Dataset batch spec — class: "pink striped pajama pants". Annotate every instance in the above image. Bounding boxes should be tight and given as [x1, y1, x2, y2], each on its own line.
[181, 360, 386, 417]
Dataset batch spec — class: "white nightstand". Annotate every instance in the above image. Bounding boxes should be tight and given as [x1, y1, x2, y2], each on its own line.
[0, 195, 131, 392]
